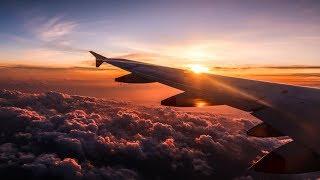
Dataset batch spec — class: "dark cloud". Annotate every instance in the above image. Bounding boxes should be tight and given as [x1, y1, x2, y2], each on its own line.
[0, 89, 316, 179]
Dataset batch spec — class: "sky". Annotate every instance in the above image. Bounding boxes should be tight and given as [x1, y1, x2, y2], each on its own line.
[1, 0, 320, 68]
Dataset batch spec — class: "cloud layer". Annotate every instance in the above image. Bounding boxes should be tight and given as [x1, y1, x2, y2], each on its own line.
[0, 90, 288, 179]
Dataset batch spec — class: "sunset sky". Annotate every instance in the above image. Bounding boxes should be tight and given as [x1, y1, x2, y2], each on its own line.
[1, 0, 320, 68]
[2, 1, 320, 179]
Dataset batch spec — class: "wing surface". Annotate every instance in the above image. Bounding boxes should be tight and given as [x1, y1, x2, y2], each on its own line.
[90, 51, 320, 173]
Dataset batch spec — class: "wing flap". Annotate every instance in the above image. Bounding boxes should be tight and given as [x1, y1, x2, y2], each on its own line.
[247, 122, 285, 137]
[252, 141, 320, 173]
[210, 93, 264, 111]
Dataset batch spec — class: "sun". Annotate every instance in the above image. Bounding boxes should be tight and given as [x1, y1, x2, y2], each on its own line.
[188, 64, 210, 74]
[180, 45, 216, 61]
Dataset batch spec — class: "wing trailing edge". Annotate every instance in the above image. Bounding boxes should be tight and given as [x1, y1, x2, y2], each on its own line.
[160, 91, 265, 110]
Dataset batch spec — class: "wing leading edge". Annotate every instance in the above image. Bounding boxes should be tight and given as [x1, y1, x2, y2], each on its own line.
[90, 51, 320, 174]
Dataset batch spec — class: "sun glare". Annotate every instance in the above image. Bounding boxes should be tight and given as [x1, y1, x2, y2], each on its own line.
[179, 44, 217, 61]
[194, 99, 208, 107]
[187, 49, 209, 60]
[188, 64, 210, 74]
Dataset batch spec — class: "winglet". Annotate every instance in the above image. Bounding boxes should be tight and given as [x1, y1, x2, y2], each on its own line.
[89, 51, 107, 67]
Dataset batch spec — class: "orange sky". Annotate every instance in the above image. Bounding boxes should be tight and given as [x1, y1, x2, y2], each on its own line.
[1, 65, 319, 101]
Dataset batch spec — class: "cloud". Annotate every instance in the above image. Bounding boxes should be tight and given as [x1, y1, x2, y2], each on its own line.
[30, 16, 77, 42]
[19, 16, 87, 56]
[0, 89, 316, 179]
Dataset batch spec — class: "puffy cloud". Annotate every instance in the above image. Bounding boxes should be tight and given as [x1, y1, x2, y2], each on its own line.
[0, 89, 310, 179]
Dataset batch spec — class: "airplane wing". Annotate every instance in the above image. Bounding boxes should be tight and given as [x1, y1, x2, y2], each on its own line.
[89, 51, 320, 174]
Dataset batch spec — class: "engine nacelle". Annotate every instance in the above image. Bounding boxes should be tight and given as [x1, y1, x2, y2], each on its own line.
[161, 92, 213, 107]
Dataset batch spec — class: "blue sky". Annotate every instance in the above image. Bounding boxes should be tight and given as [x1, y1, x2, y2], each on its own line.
[1, 0, 320, 67]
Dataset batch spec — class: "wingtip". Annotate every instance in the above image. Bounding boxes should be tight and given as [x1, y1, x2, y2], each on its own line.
[89, 51, 106, 68]
[89, 51, 98, 56]
[89, 51, 107, 58]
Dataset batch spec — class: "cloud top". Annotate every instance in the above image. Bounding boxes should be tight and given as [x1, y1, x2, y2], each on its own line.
[0, 90, 285, 179]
